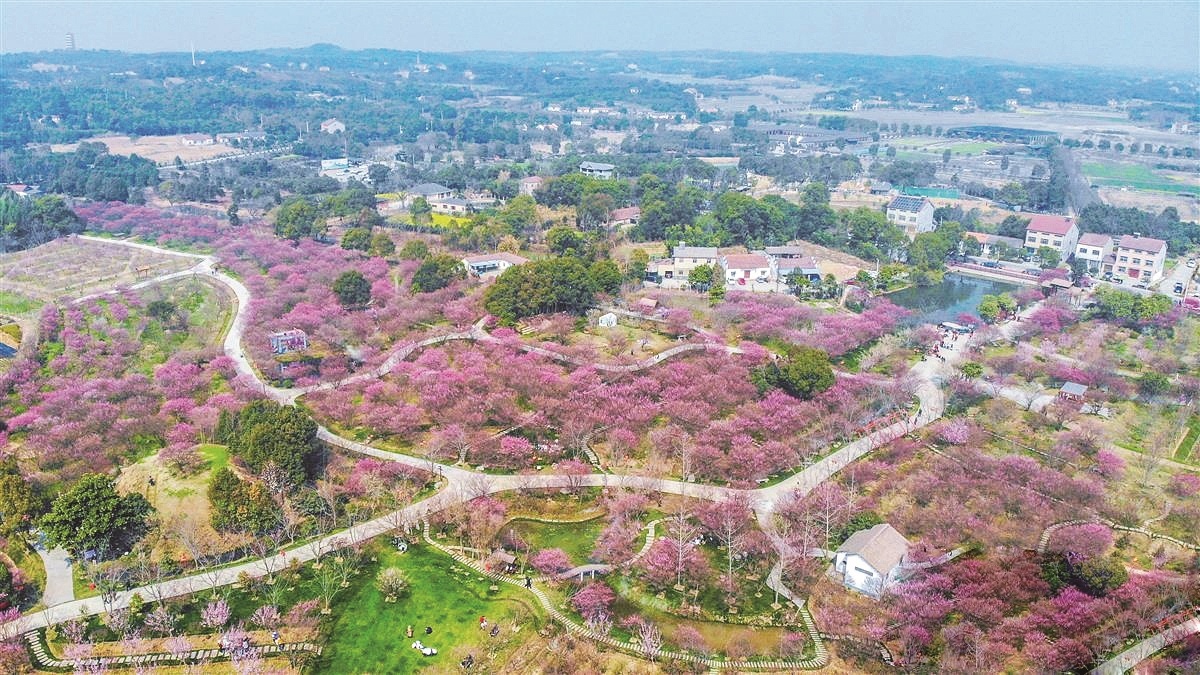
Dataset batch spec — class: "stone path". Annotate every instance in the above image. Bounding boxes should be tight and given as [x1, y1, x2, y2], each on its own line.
[23, 629, 321, 670]
[1089, 613, 1200, 675]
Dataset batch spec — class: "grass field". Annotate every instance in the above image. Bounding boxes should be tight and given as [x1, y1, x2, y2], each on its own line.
[1082, 162, 1200, 195]
[498, 516, 605, 566]
[0, 290, 41, 315]
[134, 277, 233, 370]
[4, 537, 45, 610]
[1174, 416, 1200, 463]
[317, 543, 541, 673]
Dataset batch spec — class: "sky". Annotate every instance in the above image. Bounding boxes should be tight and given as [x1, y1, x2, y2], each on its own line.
[1, 1, 1197, 73]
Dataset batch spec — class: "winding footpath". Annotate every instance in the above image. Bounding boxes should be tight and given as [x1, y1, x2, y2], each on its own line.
[26, 235, 1158, 672]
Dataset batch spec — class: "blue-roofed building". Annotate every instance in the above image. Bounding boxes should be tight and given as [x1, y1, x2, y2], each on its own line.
[886, 196, 935, 239]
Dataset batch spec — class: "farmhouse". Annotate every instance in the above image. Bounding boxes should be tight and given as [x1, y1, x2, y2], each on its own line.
[462, 252, 528, 278]
[1075, 233, 1114, 273]
[720, 253, 772, 287]
[608, 206, 641, 227]
[215, 131, 267, 145]
[833, 523, 911, 598]
[670, 245, 719, 280]
[1023, 214, 1080, 259]
[180, 133, 214, 146]
[518, 176, 544, 197]
[320, 118, 346, 134]
[773, 256, 823, 284]
[886, 196, 935, 239]
[4, 184, 40, 199]
[430, 197, 470, 215]
[408, 183, 454, 202]
[1110, 234, 1167, 284]
[579, 161, 616, 179]
[763, 245, 807, 259]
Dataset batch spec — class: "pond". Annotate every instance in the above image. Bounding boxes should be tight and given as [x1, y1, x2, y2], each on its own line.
[887, 273, 1019, 326]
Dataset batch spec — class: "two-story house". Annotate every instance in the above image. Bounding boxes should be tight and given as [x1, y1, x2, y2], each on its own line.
[1024, 214, 1080, 259]
[1075, 233, 1114, 273]
[1111, 234, 1168, 283]
[518, 176, 543, 197]
[408, 183, 454, 202]
[886, 196, 936, 239]
[670, 246, 720, 280]
[320, 118, 346, 134]
[579, 161, 616, 179]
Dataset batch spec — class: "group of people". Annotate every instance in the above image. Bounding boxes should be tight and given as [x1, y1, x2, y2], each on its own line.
[217, 636, 254, 659]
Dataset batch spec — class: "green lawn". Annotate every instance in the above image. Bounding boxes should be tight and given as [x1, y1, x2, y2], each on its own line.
[1174, 416, 1200, 463]
[1082, 162, 1200, 195]
[4, 537, 45, 610]
[317, 544, 541, 673]
[0, 290, 41, 315]
[499, 516, 605, 565]
[198, 443, 230, 473]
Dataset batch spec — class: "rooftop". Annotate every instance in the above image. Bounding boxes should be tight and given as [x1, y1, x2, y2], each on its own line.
[1026, 214, 1076, 236]
[580, 161, 616, 171]
[463, 252, 529, 266]
[764, 245, 807, 257]
[837, 523, 910, 573]
[722, 253, 771, 269]
[1078, 233, 1113, 247]
[965, 231, 1023, 248]
[409, 182, 453, 196]
[1117, 234, 1166, 254]
[1061, 381, 1089, 396]
[887, 196, 930, 213]
[776, 256, 821, 272]
[673, 246, 719, 259]
[609, 206, 641, 221]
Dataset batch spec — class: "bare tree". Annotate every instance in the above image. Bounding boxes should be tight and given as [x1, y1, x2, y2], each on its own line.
[664, 503, 700, 588]
[637, 620, 663, 662]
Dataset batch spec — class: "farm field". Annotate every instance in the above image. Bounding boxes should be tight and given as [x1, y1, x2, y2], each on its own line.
[51, 134, 240, 164]
[1082, 161, 1200, 195]
[0, 237, 197, 301]
[0, 290, 41, 315]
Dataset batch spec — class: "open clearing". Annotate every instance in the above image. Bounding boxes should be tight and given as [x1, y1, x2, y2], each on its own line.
[51, 134, 238, 164]
[0, 236, 196, 300]
[1082, 162, 1200, 195]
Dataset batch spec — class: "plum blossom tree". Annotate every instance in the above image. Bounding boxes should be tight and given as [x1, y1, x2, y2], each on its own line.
[529, 548, 572, 576]
[570, 582, 616, 622]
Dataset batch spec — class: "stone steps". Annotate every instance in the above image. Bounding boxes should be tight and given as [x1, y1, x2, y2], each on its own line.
[24, 630, 321, 670]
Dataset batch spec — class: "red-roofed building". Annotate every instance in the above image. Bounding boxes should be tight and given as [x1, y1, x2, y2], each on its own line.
[1110, 234, 1167, 283]
[608, 206, 641, 227]
[1024, 214, 1080, 259]
[719, 253, 772, 286]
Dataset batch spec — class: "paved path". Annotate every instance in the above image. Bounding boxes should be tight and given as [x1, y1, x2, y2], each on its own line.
[24, 630, 321, 670]
[1089, 614, 1200, 675]
[33, 545, 73, 607]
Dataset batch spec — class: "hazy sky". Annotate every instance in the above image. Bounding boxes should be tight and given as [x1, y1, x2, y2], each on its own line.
[2, 1, 1197, 73]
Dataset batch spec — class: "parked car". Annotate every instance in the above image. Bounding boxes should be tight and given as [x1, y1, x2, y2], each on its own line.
[1188, 259, 1196, 268]
[981, 260, 1000, 268]
[1175, 283, 1185, 294]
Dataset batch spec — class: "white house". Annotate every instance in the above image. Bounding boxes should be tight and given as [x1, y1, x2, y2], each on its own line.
[462, 252, 528, 279]
[597, 312, 618, 328]
[518, 176, 543, 197]
[833, 523, 911, 598]
[180, 133, 214, 146]
[720, 253, 772, 287]
[320, 118, 346, 134]
[579, 161, 616, 179]
[1111, 234, 1168, 284]
[886, 196, 935, 239]
[1024, 214, 1080, 259]
[1075, 233, 1114, 273]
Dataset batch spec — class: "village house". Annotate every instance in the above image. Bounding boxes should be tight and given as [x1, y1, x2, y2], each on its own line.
[669, 246, 719, 280]
[886, 196, 936, 239]
[763, 245, 808, 259]
[4, 184, 40, 199]
[1109, 234, 1168, 284]
[964, 231, 1023, 259]
[408, 183, 454, 202]
[320, 118, 346, 134]
[1023, 214, 1080, 259]
[833, 523, 911, 598]
[720, 252, 772, 287]
[608, 206, 641, 227]
[518, 176, 543, 197]
[180, 133, 214, 146]
[773, 256, 823, 285]
[430, 197, 470, 215]
[462, 252, 528, 279]
[1075, 233, 1114, 273]
[579, 161, 616, 179]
